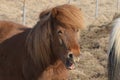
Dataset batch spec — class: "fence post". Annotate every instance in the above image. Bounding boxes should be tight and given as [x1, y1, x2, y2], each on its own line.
[23, 0, 26, 25]
[117, 0, 119, 12]
[68, 0, 71, 4]
[95, 0, 98, 18]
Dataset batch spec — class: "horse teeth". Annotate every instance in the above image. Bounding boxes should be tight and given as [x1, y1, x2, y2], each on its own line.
[74, 57, 80, 62]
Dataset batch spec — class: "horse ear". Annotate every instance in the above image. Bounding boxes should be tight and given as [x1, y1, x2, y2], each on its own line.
[113, 13, 120, 20]
[39, 10, 51, 19]
[51, 8, 58, 18]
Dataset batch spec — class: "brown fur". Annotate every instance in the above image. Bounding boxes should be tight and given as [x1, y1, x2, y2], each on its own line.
[0, 4, 85, 80]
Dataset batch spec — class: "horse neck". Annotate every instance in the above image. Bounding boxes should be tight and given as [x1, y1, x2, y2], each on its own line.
[24, 53, 66, 80]
[38, 60, 68, 80]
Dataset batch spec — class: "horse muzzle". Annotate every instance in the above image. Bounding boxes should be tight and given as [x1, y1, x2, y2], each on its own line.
[65, 52, 80, 70]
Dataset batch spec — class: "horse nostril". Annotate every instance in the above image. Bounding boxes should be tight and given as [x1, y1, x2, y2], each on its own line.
[68, 53, 73, 59]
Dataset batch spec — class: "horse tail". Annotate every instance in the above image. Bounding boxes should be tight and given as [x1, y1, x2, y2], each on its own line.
[108, 18, 120, 80]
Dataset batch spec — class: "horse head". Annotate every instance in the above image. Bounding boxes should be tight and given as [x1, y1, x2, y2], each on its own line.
[49, 4, 85, 69]
[27, 4, 85, 70]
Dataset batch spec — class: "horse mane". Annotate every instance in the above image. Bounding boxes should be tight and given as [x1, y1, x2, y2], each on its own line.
[26, 4, 85, 70]
[51, 4, 85, 29]
[26, 13, 52, 69]
[108, 17, 120, 80]
[108, 18, 120, 54]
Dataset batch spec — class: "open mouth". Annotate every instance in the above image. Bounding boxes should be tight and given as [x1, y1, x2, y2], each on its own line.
[67, 63, 75, 70]
[66, 58, 75, 70]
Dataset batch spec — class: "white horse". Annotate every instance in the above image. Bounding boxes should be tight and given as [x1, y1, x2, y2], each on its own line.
[108, 17, 120, 80]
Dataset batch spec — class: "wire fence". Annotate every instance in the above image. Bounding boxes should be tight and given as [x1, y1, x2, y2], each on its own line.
[22, 0, 120, 25]
[117, 0, 120, 12]
[22, 0, 26, 25]
[95, 0, 98, 18]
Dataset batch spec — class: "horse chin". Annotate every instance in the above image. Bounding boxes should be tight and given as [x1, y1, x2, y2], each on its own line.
[60, 56, 76, 70]
[66, 63, 75, 70]
[65, 58, 75, 70]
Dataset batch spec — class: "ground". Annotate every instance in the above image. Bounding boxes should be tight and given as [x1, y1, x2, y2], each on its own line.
[69, 23, 112, 80]
[0, 0, 119, 80]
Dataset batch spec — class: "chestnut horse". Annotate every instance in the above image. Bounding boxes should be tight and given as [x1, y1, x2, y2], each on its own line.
[0, 4, 85, 80]
[108, 17, 120, 80]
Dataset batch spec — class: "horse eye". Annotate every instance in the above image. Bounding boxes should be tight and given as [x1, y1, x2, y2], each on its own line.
[57, 30, 62, 35]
